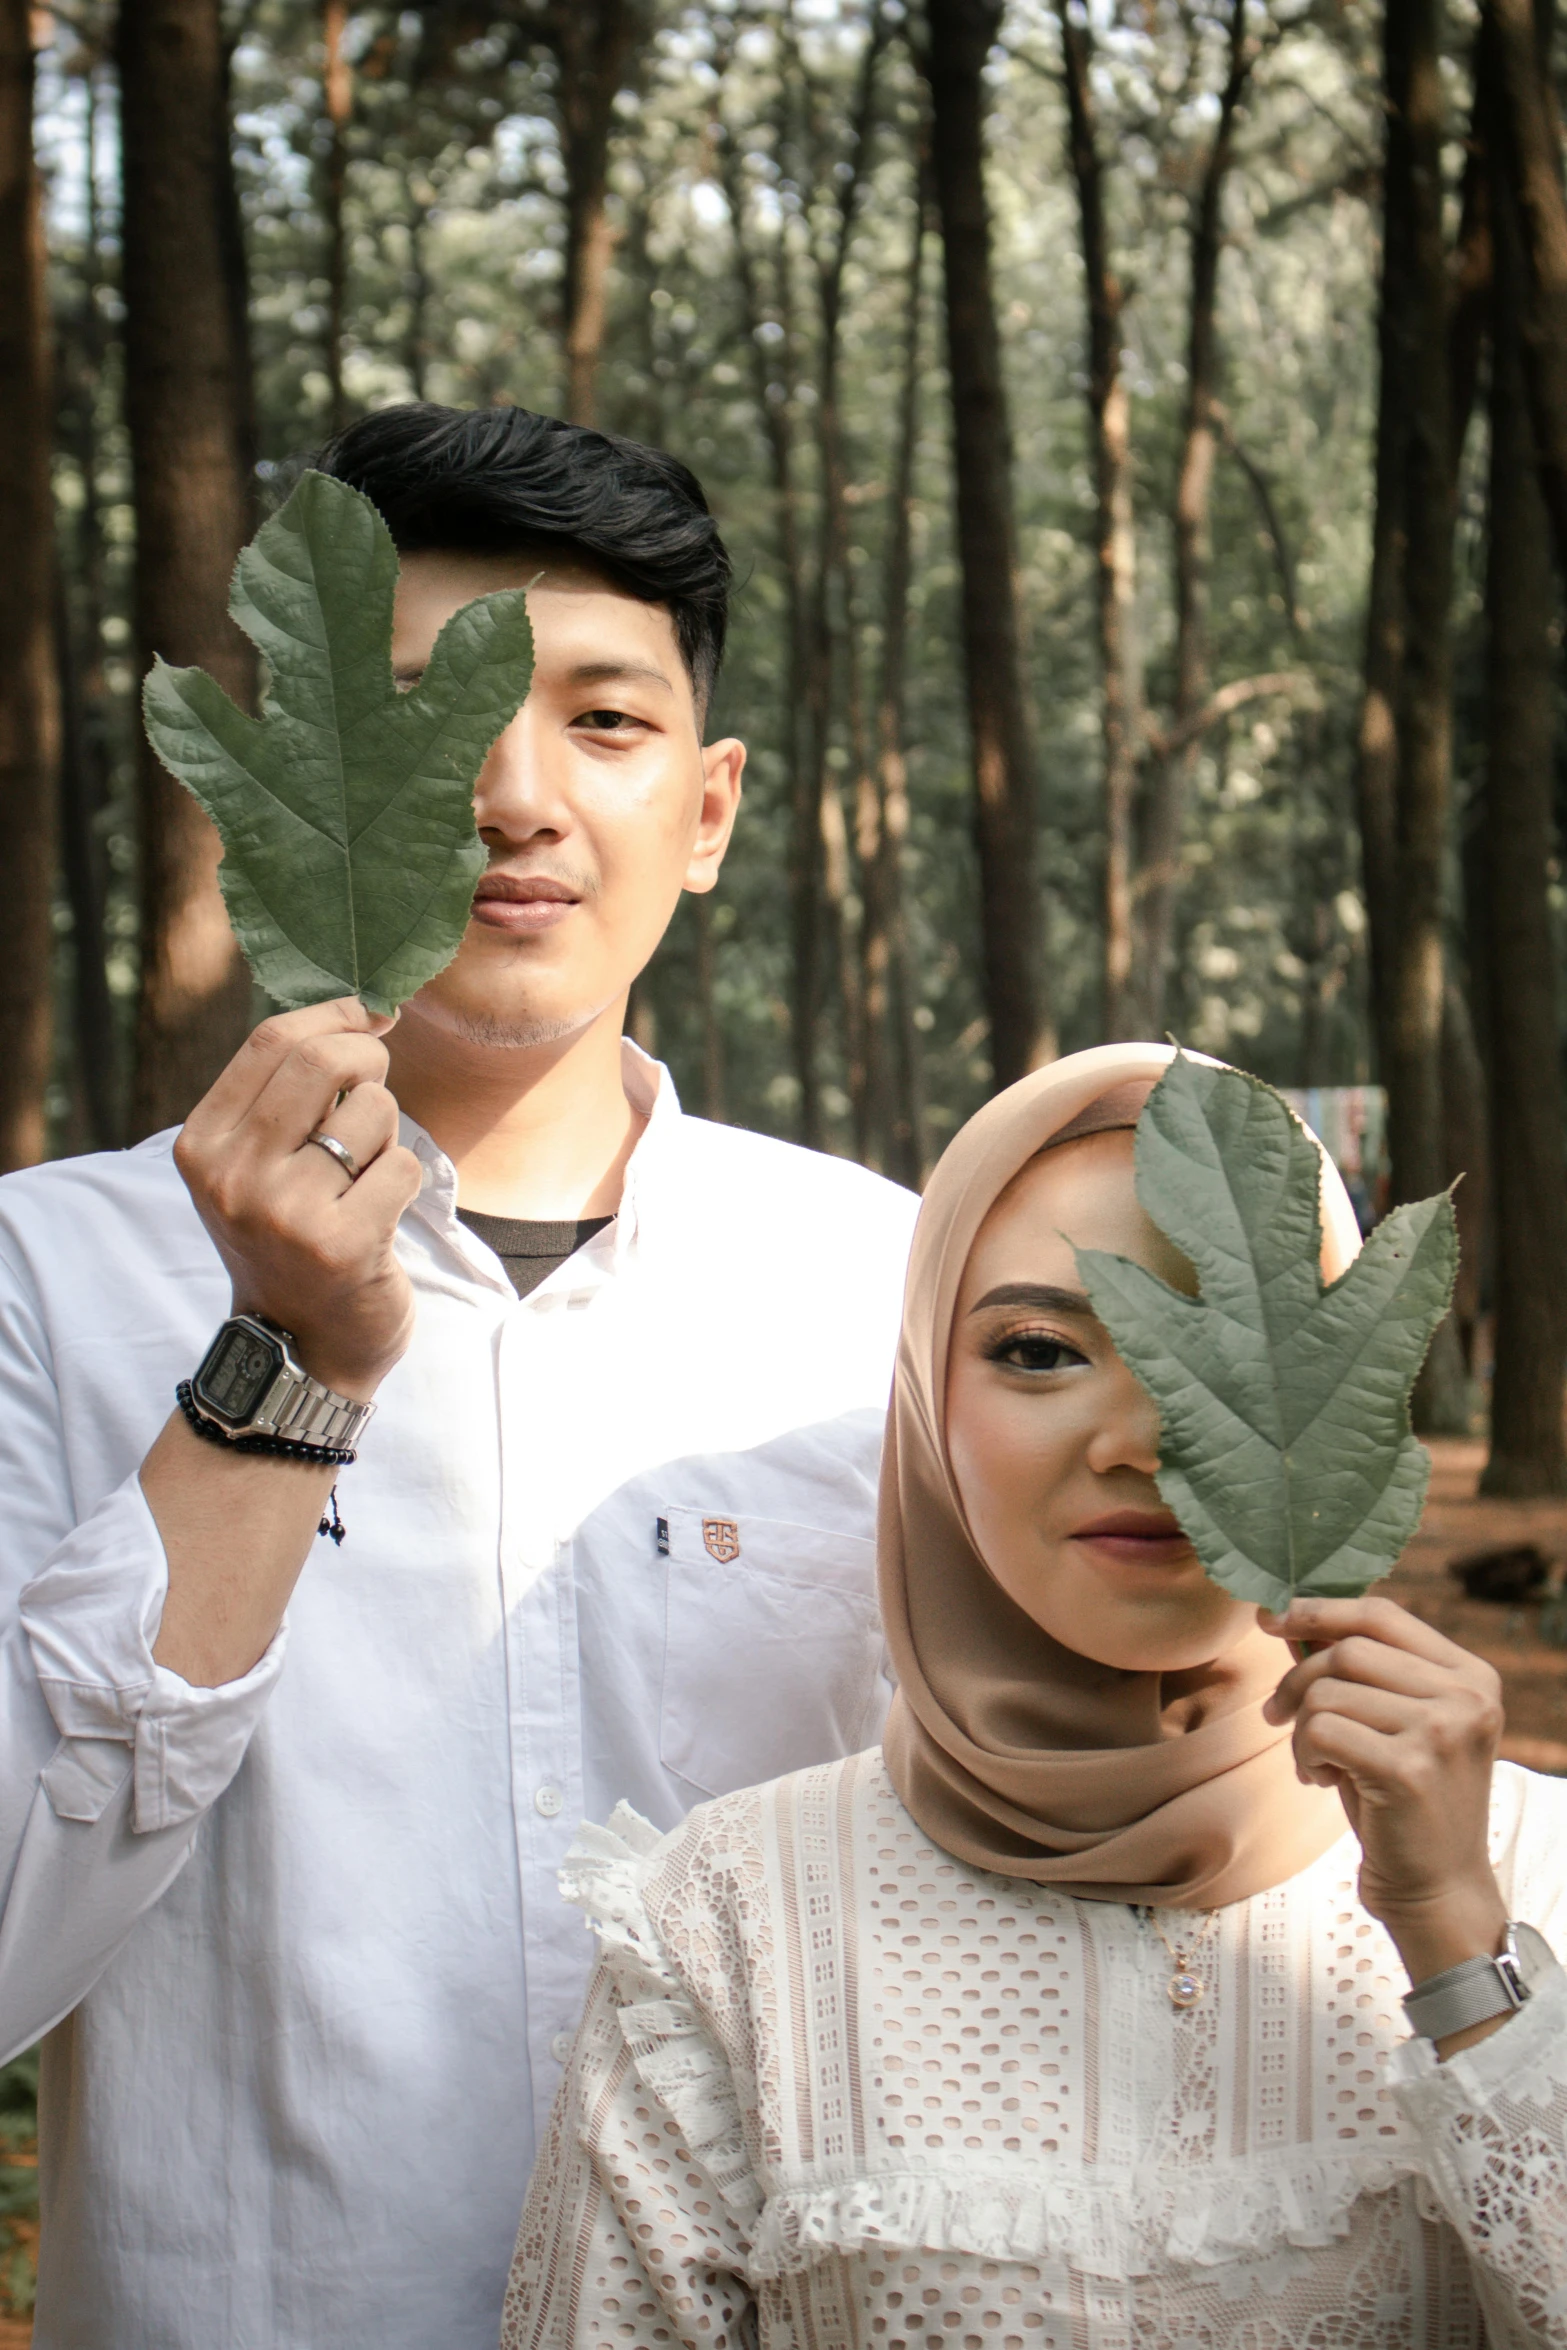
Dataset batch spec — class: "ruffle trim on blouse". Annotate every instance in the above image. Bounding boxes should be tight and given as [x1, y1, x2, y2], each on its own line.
[559, 1809, 1471, 2285]
[560, 1806, 764, 2223]
[744, 2147, 1426, 2282]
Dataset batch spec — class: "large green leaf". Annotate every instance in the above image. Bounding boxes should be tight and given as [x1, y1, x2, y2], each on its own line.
[142, 470, 533, 1015]
[1075, 1053, 1458, 1612]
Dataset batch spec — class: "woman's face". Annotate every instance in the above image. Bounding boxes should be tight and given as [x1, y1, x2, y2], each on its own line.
[946, 1130, 1257, 1672]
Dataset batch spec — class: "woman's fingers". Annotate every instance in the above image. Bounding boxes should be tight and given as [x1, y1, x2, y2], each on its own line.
[1264, 1634, 1453, 1721]
[1262, 1593, 1461, 1667]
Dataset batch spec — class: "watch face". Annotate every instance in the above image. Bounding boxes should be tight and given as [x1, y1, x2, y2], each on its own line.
[193, 1322, 283, 1426]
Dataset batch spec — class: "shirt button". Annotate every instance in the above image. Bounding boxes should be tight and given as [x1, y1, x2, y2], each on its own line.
[550, 2031, 573, 2064]
[534, 1784, 563, 1818]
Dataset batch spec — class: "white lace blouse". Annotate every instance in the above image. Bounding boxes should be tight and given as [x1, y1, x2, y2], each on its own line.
[502, 1747, 1567, 2349]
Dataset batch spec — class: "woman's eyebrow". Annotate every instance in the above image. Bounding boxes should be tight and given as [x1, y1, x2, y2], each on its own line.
[968, 1282, 1095, 1316]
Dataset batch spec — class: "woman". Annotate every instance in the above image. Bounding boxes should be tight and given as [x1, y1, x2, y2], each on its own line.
[502, 1045, 1567, 2349]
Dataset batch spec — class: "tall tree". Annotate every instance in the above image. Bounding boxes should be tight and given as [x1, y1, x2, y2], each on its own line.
[713, 75, 814, 1136]
[322, 0, 353, 432]
[794, 4, 890, 1149]
[0, 0, 59, 1172]
[1134, 0, 1253, 1035]
[1486, 0, 1567, 582]
[1477, 2, 1567, 1494]
[1352, 0, 1468, 1428]
[866, 146, 931, 1184]
[535, 0, 646, 426]
[1057, 1, 1141, 1040]
[120, 0, 256, 1137]
[920, 0, 1050, 1086]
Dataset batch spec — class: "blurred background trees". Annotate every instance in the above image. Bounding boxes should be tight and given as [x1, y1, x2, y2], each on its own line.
[4, 0, 1567, 1497]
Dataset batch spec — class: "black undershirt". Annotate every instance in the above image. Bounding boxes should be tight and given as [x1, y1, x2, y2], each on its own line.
[456, 1209, 615, 1301]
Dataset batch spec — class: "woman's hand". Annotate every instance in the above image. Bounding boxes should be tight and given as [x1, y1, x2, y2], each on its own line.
[1262, 1594, 1511, 2047]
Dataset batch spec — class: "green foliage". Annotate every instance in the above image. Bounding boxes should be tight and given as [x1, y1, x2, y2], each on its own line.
[142, 472, 531, 1015]
[0, 2050, 37, 2317]
[1076, 1053, 1459, 1613]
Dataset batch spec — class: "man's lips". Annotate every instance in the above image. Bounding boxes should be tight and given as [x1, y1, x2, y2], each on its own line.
[471, 875, 581, 933]
[1070, 1509, 1195, 1566]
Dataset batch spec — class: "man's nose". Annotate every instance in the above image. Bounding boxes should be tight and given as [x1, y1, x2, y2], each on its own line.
[474, 701, 569, 843]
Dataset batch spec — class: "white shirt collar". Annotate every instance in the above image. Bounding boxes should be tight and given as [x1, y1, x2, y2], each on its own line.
[397, 1037, 682, 1277]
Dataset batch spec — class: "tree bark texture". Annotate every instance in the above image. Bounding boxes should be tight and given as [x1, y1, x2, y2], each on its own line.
[870, 168, 931, 1187]
[1135, 0, 1251, 1037]
[120, 0, 256, 1139]
[921, 0, 1049, 1085]
[797, 7, 889, 1154]
[1478, 68, 1567, 1495]
[714, 93, 815, 1140]
[1058, 2, 1142, 1042]
[1486, 0, 1567, 584]
[1373, 0, 1470, 1429]
[322, 0, 352, 433]
[0, 0, 59, 1173]
[536, 0, 645, 427]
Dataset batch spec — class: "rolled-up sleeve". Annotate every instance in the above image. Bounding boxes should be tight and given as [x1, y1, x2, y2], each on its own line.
[0, 1213, 282, 2059]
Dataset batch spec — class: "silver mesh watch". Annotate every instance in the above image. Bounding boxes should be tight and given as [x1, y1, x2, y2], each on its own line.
[1402, 1921, 1558, 2042]
[189, 1312, 375, 1453]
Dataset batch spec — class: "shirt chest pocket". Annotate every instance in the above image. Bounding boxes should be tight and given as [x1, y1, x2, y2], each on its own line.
[658, 1504, 885, 1798]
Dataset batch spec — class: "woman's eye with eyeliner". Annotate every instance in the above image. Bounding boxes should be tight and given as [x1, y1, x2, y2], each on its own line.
[988, 1330, 1087, 1374]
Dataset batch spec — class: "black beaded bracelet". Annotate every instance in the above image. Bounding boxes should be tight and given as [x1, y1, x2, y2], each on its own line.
[175, 1381, 353, 1545]
[175, 1381, 358, 1465]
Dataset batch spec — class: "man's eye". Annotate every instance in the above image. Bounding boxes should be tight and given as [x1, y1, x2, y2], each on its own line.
[989, 1331, 1087, 1374]
[575, 708, 637, 730]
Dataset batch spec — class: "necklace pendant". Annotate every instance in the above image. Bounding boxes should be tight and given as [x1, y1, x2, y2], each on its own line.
[1168, 1968, 1204, 2009]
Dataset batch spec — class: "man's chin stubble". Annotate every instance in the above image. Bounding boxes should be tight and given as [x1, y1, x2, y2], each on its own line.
[452, 1007, 589, 1051]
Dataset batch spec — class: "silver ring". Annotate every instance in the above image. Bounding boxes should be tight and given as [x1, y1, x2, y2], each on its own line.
[305, 1131, 362, 1184]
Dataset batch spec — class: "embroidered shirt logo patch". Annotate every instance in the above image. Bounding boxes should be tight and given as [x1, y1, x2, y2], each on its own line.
[702, 1517, 741, 1564]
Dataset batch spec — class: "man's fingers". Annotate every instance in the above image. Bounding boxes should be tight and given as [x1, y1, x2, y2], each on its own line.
[289, 1083, 402, 1194]
[184, 1000, 395, 1141]
[227, 1033, 394, 1164]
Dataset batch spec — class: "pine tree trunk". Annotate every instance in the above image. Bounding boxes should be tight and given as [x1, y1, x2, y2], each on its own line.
[1486, 0, 1567, 582]
[540, 0, 644, 427]
[120, 0, 256, 1139]
[1135, 0, 1250, 1036]
[1058, 4, 1142, 1042]
[921, 0, 1049, 1086]
[322, 0, 352, 433]
[1479, 35, 1567, 1495]
[714, 97, 814, 1139]
[0, 0, 59, 1173]
[1380, 0, 1469, 1431]
[874, 170, 930, 1189]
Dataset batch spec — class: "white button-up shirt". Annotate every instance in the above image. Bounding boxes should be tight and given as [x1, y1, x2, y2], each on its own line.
[0, 1047, 917, 2350]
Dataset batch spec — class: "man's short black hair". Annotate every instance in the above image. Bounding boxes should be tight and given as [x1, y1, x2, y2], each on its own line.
[317, 403, 731, 711]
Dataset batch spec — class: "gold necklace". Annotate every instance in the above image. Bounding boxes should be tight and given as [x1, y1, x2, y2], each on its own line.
[1144, 1907, 1219, 2009]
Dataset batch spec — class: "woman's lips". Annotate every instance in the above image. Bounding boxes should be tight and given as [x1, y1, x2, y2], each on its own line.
[471, 879, 579, 933]
[1069, 1510, 1196, 1568]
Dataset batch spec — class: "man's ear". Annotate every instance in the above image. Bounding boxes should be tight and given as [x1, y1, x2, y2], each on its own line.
[684, 737, 744, 894]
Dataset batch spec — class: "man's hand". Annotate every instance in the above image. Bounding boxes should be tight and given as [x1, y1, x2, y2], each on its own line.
[1263, 1594, 1510, 2053]
[174, 998, 422, 1398]
[144, 1002, 422, 1690]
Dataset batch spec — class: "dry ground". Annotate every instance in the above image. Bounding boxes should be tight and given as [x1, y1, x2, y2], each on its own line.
[8, 1437, 1566, 2345]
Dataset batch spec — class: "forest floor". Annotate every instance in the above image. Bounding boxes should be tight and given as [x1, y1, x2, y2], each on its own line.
[1386, 1437, 1567, 1770]
[5, 1435, 1567, 2344]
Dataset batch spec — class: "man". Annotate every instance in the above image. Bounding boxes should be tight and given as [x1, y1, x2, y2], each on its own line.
[0, 404, 917, 2349]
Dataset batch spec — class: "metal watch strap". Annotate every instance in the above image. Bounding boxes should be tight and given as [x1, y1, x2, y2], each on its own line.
[253, 1363, 374, 1452]
[1402, 1923, 1555, 2040]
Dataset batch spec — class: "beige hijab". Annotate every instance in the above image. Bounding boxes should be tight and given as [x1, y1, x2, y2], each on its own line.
[880, 1043, 1360, 1909]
